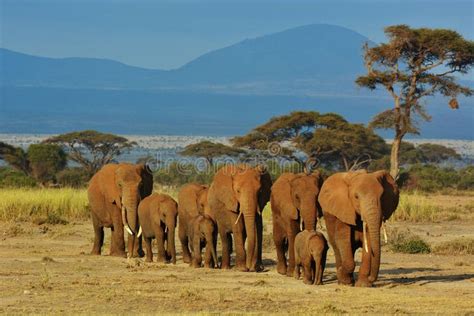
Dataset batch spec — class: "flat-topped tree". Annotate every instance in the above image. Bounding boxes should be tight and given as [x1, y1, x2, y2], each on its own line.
[232, 111, 388, 171]
[356, 25, 474, 179]
[179, 141, 245, 166]
[45, 130, 136, 176]
[0, 141, 30, 175]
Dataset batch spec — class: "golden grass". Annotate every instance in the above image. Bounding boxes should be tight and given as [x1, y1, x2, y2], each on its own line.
[390, 191, 471, 222]
[433, 238, 474, 255]
[0, 188, 89, 222]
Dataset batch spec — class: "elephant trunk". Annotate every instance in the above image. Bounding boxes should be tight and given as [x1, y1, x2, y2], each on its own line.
[166, 216, 177, 264]
[243, 214, 257, 271]
[302, 208, 317, 232]
[363, 206, 381, 283]
[122, 189, 140, 258]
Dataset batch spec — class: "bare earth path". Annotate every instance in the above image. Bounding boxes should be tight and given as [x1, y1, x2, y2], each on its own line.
[1, 220, 473, 314]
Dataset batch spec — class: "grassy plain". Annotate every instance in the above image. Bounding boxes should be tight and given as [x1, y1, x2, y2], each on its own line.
[1, 188, 473, 314]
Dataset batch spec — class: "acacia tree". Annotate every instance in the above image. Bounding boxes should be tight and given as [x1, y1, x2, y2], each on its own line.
[179, 141, 245, 166]
[232, 111, 388, 171]
[0, 142, 30, 174]
[356, 25, 474, 178]
[27, 144, 67, 186]
[45, 130, 135, 176]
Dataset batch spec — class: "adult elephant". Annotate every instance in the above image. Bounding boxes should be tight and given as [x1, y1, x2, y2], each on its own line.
[318, 170, 399, 287]
[138, 193, 178, 263]
[271, 171, 323, 276]
[88, 163, 153, 258]
[177, 183, 209, 263]
[207, 164, 272, 272]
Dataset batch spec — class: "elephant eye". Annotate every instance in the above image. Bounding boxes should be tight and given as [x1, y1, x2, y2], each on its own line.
[354, 194, 359, 199]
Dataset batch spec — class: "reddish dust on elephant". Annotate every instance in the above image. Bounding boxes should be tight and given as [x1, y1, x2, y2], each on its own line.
[207, 164, 272, 272]
[87, 163, 153, 258]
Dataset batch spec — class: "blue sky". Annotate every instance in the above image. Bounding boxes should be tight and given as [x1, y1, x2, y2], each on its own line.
[1, 0, 473, 70]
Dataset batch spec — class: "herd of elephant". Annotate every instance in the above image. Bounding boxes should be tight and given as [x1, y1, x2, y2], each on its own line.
[88, 163, 399, 287]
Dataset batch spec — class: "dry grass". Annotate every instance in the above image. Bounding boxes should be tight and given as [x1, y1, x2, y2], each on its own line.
[0, 188, 89, 222]
[390, 191, 473, 222]
[433, 238, 474, 255]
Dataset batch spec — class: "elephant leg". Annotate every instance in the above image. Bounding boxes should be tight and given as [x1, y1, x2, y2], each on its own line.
[335, 222, 355, 286]
[286, 220, 299, 277]
[302, 257, 313, 285]
[314, 256, 323, 285]
[203, 243, 212, 268]
[154, 225, 167, 263]
[220, 229, 231, 269]
[255, 213, 264, 272]
[273, 217, 288, 275]
[128, 234, 144, 258]
[191, 237, 202, 268]
[233, 222, 247, 272]
[144, 237, 153, 263]
[356, 229, 373, 287]
[179, 223, 191, 264]
[110, 212, 126, 258]
[91, 212, 104, 255]
[294, 254, 301, 279]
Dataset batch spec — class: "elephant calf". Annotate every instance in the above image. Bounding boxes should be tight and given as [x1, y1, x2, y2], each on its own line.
[294, 230, 328, 285]
[138, 193, 178, 264]
[189, 214, 218, 268]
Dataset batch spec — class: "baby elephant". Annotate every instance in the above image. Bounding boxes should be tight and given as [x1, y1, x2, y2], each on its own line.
[138, 193, 178, 264]
[189, 214, 218, 268]
[294, 230, 328, 285]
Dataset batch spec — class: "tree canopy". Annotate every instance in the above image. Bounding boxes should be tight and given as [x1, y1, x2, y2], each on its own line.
[179, 141, 245, 166]
[232, 111, 388, 170]
[45, 130, 135, 176]
[27, 144, 67, 185]
[356, 25, 474, 178]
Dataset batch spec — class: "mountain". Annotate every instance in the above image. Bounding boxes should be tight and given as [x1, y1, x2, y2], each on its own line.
[1, 24, 371, 94]
[0, 24, 473, 139]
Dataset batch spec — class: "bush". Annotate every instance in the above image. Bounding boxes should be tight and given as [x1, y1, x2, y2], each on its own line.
[389, 229, 431, 254]
[398, 164, 464, 192]
[56, 168, 90, 188]
[0, 167, 37, 188]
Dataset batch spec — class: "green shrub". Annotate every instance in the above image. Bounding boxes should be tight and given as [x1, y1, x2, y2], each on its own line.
[389, 229, 431, 254]
[56, 168, 90, 188]
[0, 167, 37, 188]
[399, 164, 463, 192]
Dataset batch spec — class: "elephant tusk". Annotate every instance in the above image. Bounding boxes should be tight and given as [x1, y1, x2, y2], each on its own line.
[317, 219, 323, 230]
[300, 220, 304, 232]
[137, 226, 142, 238]
[165, 226, 168, 234]
[363, 222, 369, 253]
[122, 206, 134, 236]
[234, 212, 242, 225]
[124, 225, 134, 236]
[382, 221, 388, 244]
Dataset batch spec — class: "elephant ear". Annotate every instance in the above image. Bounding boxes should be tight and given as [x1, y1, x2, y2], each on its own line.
[374, 170, 400, 221]
[137, 164, 153, 198]
[273, 173, 298, 220]
[209, 165, 238, 213]
[257, 167, 273, 212]
[99, 164, 122, 209]
[318, 172, 356, 226]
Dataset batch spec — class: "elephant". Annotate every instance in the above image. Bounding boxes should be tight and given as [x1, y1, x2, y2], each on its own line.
[270, 171, 323, 276]
[177, 183, 209, 263]
[189, 214, 218, 268]
[207, 164, 272, 272]
[88, 163, 153, 258]
[318, 170, 399, 287]
[294, 230, 328, 285]
[138, 193, 178, 263]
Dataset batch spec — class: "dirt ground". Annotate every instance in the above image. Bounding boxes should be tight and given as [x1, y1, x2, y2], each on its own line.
[1, 217, 473, 314]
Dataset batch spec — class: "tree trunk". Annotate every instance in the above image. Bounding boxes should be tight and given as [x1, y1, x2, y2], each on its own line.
[390, 134, 403, 179]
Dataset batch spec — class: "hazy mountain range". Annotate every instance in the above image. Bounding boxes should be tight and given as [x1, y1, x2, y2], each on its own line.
[0, 24, 472, 139]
